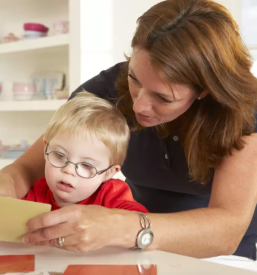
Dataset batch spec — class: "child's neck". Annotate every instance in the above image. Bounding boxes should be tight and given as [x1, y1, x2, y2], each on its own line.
[52, 193, 83, 208]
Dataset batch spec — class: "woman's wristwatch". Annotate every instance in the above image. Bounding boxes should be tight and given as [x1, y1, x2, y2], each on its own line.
[131, 212, 154, 249]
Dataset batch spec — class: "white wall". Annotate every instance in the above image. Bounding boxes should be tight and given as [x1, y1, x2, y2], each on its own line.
[79, 0, 245, 85]
[241, 0, 257, 45]
[214, 0, 242, 26]
[79, 0, 162, 84]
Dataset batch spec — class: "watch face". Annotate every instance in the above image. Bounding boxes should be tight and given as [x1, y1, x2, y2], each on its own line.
[142, 233, 152, 245]
[138, 229, 154, 249]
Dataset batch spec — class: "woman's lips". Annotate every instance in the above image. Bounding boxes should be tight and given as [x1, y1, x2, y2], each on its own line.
[136, 113, 153, 120]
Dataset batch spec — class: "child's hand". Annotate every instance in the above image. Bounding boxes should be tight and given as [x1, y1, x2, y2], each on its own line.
[0, 173, 16, 198]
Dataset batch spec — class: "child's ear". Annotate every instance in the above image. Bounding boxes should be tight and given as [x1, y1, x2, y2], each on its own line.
[103, 165, 121, 182]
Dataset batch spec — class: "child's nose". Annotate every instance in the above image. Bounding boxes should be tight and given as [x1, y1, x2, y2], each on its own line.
[62, 161, 77, 176]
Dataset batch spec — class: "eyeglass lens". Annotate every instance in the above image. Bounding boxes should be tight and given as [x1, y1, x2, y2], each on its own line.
[47, 151, 97, 178]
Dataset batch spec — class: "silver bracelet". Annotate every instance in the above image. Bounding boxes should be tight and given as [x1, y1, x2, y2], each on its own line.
[137, 212, 151, 229]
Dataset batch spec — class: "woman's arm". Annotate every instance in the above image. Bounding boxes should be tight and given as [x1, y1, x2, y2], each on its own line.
[23, 134, 257, 258]
[0, 135, 45, 199]
[146, 133, 257, 257]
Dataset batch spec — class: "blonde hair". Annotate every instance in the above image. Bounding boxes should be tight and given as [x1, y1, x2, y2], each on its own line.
[44, 91, 130, 165]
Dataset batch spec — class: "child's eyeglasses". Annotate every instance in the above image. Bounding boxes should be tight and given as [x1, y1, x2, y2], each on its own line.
[44, 142, 114, 179]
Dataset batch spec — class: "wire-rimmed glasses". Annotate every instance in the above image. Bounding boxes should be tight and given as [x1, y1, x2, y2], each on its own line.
[44, 142, 113, 179]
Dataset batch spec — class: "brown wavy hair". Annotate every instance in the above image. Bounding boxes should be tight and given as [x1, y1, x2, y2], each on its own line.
[116, 0, 257, 184]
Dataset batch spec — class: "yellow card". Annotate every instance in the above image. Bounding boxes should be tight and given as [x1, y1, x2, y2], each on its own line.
[0, 197, 51, 243]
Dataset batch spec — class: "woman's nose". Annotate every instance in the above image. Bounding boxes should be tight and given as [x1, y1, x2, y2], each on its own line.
[133, 89, 152, 113]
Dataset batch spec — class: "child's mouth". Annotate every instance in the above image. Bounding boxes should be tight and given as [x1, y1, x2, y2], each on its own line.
[60, 181, 73, 188]
[57, 181, 74, 192]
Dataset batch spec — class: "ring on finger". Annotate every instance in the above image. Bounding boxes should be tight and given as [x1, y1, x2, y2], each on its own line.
[58, 237, 65, 247]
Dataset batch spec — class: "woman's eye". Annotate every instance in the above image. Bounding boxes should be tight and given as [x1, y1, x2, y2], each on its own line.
[128, 74, 140, 85]
[158, 96, 173, 104]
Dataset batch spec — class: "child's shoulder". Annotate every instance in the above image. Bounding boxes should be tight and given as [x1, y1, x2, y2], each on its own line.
[101, 178, 128, 191]
[22, 178, 50, 202]
[99, 178, 133, 201]
[33, 178, 49, 191]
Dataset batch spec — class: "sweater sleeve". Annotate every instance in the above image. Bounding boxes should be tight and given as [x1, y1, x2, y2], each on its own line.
[99, 179, 149, 213]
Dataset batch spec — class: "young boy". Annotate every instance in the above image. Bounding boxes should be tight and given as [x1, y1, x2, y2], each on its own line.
[22, 91, 148, 213]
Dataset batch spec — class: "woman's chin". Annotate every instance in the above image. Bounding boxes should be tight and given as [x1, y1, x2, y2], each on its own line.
[136, 115, 158, 127]
[137, 120, 156, 127]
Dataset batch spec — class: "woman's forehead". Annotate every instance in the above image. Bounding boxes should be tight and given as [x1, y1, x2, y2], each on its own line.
[130, 49, 195, 99]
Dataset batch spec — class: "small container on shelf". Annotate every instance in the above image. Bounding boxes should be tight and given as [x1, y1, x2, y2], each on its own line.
[0, 141, 9, 158]
[24, 30, 47, 38]
[1, 148, 26, 159]
[0, 140, 29, 159]
[23, 23, 49, 39]
[2, 33, 19, 43]
[0, 82, 2, 96]
[13, 82, 36, 101]
[31, 71, 65, 100]
[54, 88, 69, 99]
[45, 88, 54, 100]
[53, 21, 69, 35]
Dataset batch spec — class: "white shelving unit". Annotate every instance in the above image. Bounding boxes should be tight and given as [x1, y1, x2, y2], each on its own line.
[0, 34, 69, 55]
[0, 100, 66, 112]
[248, 45, 257, 51]
[0, 0, 81, 168]
[0, 158, 13, 168]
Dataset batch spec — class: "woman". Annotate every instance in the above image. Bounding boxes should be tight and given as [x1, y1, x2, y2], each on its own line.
[1, 0, 257, 259]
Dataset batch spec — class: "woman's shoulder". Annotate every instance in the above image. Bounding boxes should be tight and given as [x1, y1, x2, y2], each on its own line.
[70, 62, 126, 101]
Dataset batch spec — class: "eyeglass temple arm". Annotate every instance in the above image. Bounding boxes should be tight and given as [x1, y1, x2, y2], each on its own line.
[44, 142, 49, 154]
[97, 165, 115, 175]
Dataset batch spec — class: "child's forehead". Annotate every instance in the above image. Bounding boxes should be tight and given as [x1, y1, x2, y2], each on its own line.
[49, 131, 111, 161]
[53, 129, 99, 142]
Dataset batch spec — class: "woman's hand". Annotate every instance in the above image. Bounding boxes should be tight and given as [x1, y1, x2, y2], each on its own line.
[0, 173, 16, 198]
[23, 204, 139, 253]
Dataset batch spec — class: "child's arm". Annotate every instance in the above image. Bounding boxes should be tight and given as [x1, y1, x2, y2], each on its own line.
[99, 179, 149, 213]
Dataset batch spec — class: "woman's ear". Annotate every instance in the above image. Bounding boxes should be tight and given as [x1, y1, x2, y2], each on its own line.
[103, 165, 121, 182]
[197, 90, 208, 100]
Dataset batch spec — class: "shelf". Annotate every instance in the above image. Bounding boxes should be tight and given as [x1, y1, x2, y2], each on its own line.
[0, 100, 66, 111]
[0, 34, 69, 55]
[248, 45, 257, 50]
[0, 158, 14, 169]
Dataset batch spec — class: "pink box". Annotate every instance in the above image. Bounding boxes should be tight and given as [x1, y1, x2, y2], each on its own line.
[53, 21, 69, 35]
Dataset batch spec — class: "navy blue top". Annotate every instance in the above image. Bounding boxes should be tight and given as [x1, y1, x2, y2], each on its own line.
[71, 62, 257, 260]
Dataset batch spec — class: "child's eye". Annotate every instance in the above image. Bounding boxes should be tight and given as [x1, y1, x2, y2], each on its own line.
[54, 152, 65, 159]
[81, 163, 93, 168]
